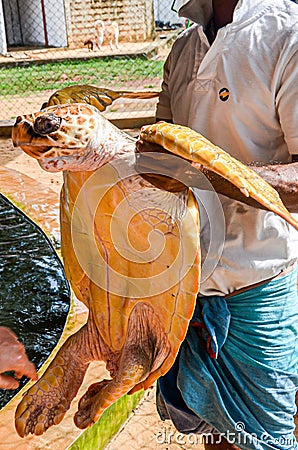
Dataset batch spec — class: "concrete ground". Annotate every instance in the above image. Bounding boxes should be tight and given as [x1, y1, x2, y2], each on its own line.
[106, 386, 205, 450]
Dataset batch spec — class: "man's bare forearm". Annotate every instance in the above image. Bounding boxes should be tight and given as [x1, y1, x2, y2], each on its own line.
[252, 161, 298, 212]
[199, 161, 298, 213]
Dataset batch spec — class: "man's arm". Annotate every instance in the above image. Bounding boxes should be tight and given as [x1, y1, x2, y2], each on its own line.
[199, 159, 298, 213]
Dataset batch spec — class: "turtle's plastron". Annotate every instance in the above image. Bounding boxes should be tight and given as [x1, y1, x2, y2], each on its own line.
[12, 97, 200, 437]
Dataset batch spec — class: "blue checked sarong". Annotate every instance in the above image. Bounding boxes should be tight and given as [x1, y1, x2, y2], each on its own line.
[157, 265, 298, 449]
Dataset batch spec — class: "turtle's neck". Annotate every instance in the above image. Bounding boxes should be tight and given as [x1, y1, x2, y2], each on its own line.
[85, 119, 136, 169]
[39, 119, 136, 173]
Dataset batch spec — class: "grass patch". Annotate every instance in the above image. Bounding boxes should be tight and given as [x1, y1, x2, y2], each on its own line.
[0, 57, 163, 96]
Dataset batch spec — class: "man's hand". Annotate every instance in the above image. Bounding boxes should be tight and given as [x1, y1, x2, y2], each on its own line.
[0, 327, 37, 390]
[135, 139, 191, 192]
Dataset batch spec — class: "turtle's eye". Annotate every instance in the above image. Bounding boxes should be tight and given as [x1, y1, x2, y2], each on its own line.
[15, 116, 23, 124]
[33, 113, 62, 135]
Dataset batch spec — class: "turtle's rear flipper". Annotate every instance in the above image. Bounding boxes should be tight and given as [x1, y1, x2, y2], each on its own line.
[15, 323, 97, 437]
[74, 302, 170, 429]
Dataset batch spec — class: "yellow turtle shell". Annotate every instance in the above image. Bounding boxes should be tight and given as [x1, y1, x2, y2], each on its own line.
[61, 167, 200, 373]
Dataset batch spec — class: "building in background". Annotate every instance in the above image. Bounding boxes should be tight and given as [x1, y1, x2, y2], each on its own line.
[0, 0, 155, 54]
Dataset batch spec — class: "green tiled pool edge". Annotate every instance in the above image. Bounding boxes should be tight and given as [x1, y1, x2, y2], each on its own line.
[69, 390, 144, 450]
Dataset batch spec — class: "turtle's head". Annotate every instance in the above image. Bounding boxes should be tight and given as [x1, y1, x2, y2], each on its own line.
[12, 103, 104, 172]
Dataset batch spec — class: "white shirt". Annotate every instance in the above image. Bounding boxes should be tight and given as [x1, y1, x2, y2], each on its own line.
[156, 0, 298, 295]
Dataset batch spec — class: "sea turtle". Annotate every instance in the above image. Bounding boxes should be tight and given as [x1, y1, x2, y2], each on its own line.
[11, 90, 298, 437]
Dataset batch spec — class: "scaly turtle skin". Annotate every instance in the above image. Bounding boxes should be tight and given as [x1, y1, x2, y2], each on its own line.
[11, 94, 298, 437]
[12, 103, 200, 436]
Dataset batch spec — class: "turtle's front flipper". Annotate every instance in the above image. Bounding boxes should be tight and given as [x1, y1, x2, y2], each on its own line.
[141, 122, 298, 230]
[45, 84, 159, 112]
[15, 322, 102, 437]
[74, 302, 170, 429]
